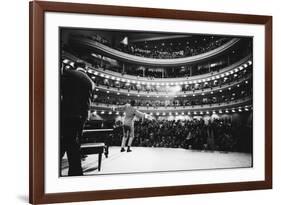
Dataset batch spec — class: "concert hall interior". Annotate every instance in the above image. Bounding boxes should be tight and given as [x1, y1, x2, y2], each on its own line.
[60, 28, 253, 176]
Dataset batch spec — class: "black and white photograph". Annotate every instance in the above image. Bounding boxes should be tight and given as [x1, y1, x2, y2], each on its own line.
[59, 28, 253, 177]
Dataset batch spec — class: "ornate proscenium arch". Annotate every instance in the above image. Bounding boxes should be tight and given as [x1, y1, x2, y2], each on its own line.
[70, 37, 240, 67]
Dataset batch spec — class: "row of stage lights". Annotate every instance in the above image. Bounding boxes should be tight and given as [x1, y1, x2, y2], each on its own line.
[92, 106, 252, 116]
[63, 59, 252, 86]
[94, 80, 248, 98]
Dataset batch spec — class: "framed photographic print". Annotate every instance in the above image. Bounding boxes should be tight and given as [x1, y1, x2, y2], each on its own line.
[29, 1, 272, 204]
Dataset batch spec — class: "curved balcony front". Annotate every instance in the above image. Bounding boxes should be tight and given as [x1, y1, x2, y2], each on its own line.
[62, 51, 252, 84]
[70, 37, 240, 67]
[94, 74, 251, 97]
[91, 96, 251, 113]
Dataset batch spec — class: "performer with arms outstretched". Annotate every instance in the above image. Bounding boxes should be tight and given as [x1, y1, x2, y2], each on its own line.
[115, 100, 152, 152]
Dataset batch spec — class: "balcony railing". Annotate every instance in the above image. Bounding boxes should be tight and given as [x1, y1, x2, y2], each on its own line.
[91, 96, 252, 112]
[93, 74, 251, 97]
[62, 51, 251, 83]
[70, 37, 240, 66]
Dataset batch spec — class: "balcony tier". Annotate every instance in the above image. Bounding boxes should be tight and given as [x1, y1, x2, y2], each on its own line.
[70, 37, 240, 66]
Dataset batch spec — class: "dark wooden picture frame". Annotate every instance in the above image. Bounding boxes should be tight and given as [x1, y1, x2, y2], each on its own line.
[29, 1, 272, 204]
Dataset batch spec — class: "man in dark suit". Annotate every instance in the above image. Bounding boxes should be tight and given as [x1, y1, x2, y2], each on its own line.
[60, 61, 94, 176]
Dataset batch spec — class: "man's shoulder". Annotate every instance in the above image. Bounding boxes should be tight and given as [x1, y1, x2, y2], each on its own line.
[64, 70, 93, 86]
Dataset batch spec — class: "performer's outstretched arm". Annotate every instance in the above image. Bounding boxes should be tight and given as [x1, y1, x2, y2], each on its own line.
[135, 110, 153, 120]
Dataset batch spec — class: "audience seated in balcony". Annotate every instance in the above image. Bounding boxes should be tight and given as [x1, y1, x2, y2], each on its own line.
[91, 69, 251, 94]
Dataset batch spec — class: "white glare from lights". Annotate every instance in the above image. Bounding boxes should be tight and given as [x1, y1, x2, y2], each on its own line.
[232, 109, 236, 113]
[200, 111, 203, 115]
[108, 111, 112, 115]
[248, 60, 252, 65]
[95, 88, 99, 91]
[188, 112, 191, 115]
[239, 66, 244, 70]
[181, 112, 184, 115]
[245, 107, 249, 111]
[206, 111, 210, 114]
[63, 59, 70, 64]
[101, 111, 105, 114]
[171, 86, 182, 95]
[106, 91, 109, 93]
[244, 63, 248, 68]
[117, 92, 120, 95]
[116, 111, 119, 115]
[225, 110, 229, 113]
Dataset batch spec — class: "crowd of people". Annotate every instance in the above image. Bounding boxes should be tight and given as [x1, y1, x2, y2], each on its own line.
[90, 68, 251, 94]
[93, 88, 251, 108]
[92, 81, 252, 107]
[70, 33, 230, 59]
[118, 37, 230, 59]
[110, 118, 252, 153]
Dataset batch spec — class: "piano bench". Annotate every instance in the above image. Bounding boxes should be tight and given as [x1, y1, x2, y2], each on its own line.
[81, 143, 105, 171]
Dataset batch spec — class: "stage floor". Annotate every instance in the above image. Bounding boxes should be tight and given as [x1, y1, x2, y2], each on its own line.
[61, 146, 252, 176]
